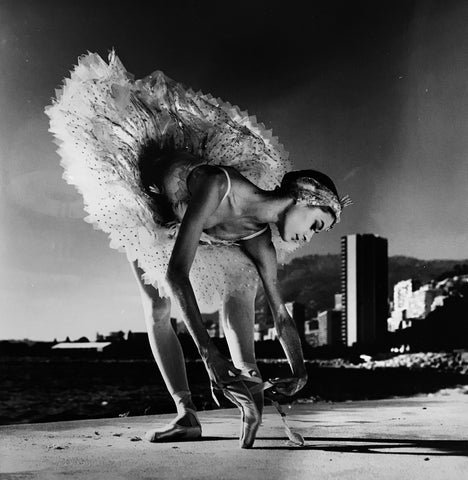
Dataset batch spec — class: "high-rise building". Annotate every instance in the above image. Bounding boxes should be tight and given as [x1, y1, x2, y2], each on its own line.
[341, 234, 389, 346]
[317, 310, 342, 346]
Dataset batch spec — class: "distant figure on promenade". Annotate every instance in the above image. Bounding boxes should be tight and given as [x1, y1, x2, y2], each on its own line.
[45, 51, 350, 448]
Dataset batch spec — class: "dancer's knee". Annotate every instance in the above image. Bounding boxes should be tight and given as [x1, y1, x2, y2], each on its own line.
[131, 260, 172, 322]
[222, 291, 256, 329]
[146, 297, 171, 324]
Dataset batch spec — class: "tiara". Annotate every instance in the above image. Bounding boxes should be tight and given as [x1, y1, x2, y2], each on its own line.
[339, 195, 353, 208]
[292, 177, 352, 225]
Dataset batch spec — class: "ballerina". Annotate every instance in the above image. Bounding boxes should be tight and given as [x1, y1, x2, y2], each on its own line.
[45, 50, 351, 448]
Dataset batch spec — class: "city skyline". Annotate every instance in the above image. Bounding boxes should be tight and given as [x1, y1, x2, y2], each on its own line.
[6, 260, 466, 346]
[0, 244, 468, 348]
[1, 1, 467, 341]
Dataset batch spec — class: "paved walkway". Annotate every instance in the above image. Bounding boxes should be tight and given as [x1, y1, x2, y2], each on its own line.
[1, 388, 467, 480]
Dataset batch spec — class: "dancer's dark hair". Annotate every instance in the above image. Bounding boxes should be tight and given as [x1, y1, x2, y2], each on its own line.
[280, 170, 339, 222]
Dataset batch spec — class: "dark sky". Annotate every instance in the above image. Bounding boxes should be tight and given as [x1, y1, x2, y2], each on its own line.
[1, 0, 467, 340]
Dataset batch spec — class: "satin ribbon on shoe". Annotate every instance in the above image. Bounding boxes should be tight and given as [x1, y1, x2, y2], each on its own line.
[250, 381, 305, 447]
[237, 368, 264, 417]
[210, 373, 263, 407]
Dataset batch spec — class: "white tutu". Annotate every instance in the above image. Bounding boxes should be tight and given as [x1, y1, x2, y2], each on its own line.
[45, 50, 298, 310]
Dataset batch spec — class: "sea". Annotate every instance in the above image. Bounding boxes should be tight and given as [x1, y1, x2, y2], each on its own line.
[1, 356, 466, 425]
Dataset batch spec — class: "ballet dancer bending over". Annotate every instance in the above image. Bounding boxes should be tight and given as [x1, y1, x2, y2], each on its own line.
[130, 151, 347, 448]
[46, 51, 350, 448]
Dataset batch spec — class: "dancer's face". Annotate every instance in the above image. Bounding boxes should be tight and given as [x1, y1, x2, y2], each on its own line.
[279, 204, 334, 244]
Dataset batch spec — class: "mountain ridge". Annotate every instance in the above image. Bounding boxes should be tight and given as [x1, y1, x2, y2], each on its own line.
[259, 254, 468, 313]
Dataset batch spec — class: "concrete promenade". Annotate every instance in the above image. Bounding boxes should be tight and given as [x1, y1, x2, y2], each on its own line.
[1, 388, 467, 480]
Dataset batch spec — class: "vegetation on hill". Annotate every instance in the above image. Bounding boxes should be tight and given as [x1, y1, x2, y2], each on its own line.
[255, 254, 468, 314]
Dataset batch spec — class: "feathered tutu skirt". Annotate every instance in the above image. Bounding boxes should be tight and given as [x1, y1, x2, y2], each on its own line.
[45, 50, 297, 310]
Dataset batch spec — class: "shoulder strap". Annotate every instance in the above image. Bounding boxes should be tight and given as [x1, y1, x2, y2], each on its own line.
[216, 166, 231, 203]
[239, 226, 268, 241]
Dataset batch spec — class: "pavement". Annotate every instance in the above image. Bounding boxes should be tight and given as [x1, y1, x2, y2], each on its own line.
[1, 388, 468, 480]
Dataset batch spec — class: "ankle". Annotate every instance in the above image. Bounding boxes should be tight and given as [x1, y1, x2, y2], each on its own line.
[172, 390, 196, 415]
[176, 400, 197, 415]
[174, 408, 200, 428]
[182, 399, 197, 412]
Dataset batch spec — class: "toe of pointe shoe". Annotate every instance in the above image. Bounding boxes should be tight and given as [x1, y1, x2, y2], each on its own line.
[240, 423, 259, 449]
[222, 381, 261, 449]
[239, 407, 261, 449]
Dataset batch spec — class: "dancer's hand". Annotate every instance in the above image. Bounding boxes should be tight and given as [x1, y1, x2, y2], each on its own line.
[268, 374, 308, 396]
[202, 347, 241, 388]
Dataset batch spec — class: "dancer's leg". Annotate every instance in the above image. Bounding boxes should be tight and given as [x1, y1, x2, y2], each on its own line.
[221, 285, 264, 448]
[130, 261, 200, 437]
[221, 285, 260, 377]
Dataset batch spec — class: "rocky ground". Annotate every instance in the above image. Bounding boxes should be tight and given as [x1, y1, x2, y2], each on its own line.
[304, 351, 468, 374]
[353, 351, 468, 373]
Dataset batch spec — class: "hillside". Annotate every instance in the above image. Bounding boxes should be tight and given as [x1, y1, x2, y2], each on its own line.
[255, 255, 468, 313]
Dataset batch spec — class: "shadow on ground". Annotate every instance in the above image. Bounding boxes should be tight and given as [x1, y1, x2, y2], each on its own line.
[254, 436, 468, 456]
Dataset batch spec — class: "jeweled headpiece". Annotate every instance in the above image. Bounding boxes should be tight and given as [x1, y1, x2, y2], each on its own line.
[290, 177, 352, 227]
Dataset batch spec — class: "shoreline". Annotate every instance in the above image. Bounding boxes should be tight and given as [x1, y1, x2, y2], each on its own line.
[1, 352, 467, 426]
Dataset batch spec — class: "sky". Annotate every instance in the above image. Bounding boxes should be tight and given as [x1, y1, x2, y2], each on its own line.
[1, 0, 467, 341]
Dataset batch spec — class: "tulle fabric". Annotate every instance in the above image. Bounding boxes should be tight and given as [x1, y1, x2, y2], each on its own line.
[45, 50, 298, 310]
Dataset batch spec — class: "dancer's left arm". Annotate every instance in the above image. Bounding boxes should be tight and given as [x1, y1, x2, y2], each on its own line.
[241, 227, 308, 396]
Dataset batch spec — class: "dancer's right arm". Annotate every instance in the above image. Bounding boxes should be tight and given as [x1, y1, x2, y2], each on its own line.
[166, 166, 241, 386]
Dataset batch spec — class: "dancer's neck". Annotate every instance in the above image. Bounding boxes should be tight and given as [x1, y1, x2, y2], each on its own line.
[244, 190, 294, 225]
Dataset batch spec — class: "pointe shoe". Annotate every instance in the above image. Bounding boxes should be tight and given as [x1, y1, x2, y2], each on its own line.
[239, 367, 264, 418]
[144, 408, 202, 442]
[220, 380, 261, 449]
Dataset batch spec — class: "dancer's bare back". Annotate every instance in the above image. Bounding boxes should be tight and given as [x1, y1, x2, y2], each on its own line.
[157, 150, 268, 241]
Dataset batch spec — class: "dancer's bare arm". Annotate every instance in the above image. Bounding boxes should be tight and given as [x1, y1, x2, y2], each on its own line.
[241, 228, 308, 395]
[167, 166, 240, 385]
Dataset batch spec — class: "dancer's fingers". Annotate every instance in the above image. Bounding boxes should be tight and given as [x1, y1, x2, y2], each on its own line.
[268, 377, 292, 387]
[228, 366, 242, 377]
[267, 377, 300, 396]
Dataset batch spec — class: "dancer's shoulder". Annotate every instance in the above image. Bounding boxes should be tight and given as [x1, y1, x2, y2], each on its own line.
[186, 164, 230, 197]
